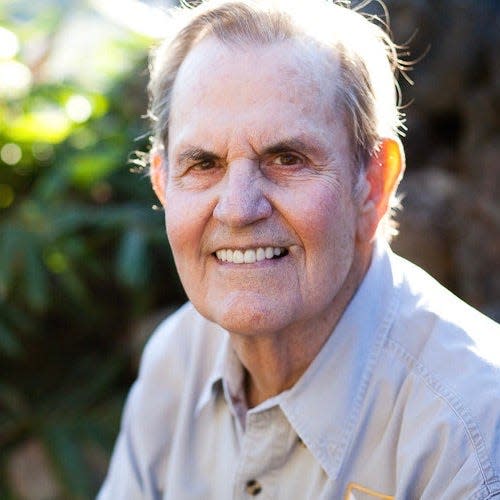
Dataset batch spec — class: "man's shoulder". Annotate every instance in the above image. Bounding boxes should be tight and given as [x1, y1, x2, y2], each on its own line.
[386, 252, 499, 415]
[388, 252, 500, 373]
[376, 252, 500, 494]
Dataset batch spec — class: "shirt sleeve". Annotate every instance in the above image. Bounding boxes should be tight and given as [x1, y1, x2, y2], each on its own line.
[96, 305, 196, 499]
[96, 382, 146, 499]
[97, 433, 144, 499]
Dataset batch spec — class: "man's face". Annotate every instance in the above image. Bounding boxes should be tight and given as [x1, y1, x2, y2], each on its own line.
[163, 37, 370, 336]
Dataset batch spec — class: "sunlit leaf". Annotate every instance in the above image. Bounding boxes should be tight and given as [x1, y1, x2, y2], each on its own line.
[69, 151, 123, 188]
[89, 93, 109, 117]
[6, 110, 72, 144]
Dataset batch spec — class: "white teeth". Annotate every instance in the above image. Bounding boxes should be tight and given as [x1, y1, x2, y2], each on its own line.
[244, 249, 256, 263]
[216, 246, 287, 264]
[265, 247, 274, 259]
[233, 250, 244, 264]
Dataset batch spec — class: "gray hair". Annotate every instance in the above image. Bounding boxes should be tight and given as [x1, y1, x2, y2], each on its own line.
[148, 0, 408, 237]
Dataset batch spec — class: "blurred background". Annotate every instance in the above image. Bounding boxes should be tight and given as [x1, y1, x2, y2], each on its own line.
[0, 0, 498, 498]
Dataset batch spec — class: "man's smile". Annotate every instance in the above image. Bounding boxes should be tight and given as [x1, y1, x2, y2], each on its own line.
[214, 246, 289, 264]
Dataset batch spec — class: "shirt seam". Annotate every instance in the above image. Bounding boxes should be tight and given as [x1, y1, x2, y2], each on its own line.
[471, 480, 500, 500]
[386, 336, 498, 489]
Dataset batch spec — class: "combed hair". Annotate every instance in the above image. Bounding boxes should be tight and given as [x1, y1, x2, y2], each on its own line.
[148, 0, 408, 238]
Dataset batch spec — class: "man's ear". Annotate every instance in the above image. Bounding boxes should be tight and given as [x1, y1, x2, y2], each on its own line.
[357, 137, 405, 240]
[150, 149, 167, 207]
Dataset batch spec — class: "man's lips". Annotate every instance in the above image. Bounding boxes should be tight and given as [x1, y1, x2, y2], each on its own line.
[214, 246, 289, 264]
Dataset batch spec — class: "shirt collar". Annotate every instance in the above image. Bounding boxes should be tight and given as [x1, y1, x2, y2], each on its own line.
[195, 332, 227, 415]
[195, 330, 246, 417]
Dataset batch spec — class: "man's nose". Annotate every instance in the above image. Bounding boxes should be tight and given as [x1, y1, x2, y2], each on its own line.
[213, 160, 272, 227]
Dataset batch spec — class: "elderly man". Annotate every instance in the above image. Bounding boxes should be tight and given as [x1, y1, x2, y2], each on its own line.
[99, 0, 500, 498]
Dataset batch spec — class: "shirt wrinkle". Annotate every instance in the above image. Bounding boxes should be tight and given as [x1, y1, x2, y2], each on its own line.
[387, 335, 496, 487]
[98, 238, 500, 500]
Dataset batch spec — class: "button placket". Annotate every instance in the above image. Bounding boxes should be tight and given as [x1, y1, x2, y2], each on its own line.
[233, 412, 269, 498]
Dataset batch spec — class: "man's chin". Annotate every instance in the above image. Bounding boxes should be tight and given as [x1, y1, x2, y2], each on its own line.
[198, 295, 296, 337]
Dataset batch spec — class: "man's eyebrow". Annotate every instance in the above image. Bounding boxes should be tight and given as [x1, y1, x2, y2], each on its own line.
[261, 138, 321, 156]
[175, 137, 323, 163]
[176, 146, 219, 164]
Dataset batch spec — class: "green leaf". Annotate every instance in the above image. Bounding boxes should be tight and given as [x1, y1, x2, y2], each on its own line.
[47, 356, 124, 415]
[49, 205, 95, 237]
[43, 423, 91, 498]
[75, 411, 121, 452]
[116, 229, 149, 287]
[0, 226, 20, 294]
[0, 383, 28, 416]
[56, 265, 89, 305]
[69, 150, 122, 189]
[0, 322, 22, 358]
[32, 165, 70, 202]
[23, 242, 49, 312]
[0, 300, 34, 333]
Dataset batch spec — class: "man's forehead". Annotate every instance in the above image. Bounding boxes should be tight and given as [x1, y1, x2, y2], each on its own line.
[170, 34, 340, 108]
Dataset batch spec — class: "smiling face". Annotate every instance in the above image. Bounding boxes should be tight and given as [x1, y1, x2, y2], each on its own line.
[158, 37, 375, 337]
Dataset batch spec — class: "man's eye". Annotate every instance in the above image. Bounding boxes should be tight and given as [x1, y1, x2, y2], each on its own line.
[272, 153, 303, 166]
[192, 159, 216, 171]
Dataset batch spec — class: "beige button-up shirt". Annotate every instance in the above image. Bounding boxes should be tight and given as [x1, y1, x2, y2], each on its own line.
[98, 241, 500, 499]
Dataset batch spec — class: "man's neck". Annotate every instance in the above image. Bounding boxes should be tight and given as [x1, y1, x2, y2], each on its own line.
[230, 244, 373, 408]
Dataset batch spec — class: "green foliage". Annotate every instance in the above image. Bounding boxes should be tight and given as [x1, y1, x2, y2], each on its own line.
[0, 3, 184, 497]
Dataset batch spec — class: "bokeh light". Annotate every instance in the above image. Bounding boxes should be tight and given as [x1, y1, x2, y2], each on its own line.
[1, 143, 22, 165]
[0, 27, 19, 59]
[65, 95, 93, 123]
[44, 251, 68, 274]
[32, 143, 54, 162]
[0, 60, 32, 99]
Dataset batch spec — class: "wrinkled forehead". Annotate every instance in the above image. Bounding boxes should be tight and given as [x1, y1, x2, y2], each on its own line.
[170, 34, 342, 122]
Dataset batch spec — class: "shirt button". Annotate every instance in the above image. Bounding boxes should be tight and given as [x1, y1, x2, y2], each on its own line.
[245, 479, 262, 496]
